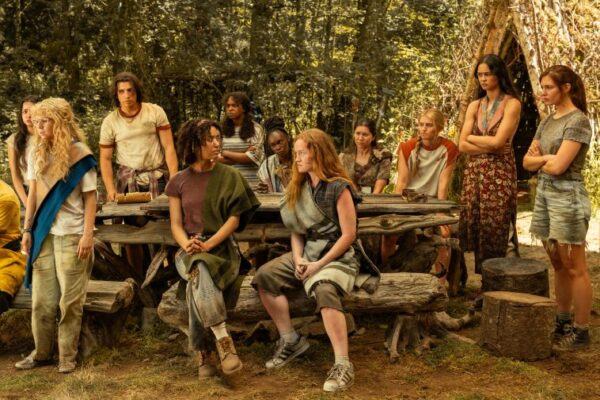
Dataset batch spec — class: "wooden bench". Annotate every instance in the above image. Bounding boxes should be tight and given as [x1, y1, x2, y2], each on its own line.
[10, 279, 137, 358]
[157, 272, 473, 362]
[12, 279, 136, 314]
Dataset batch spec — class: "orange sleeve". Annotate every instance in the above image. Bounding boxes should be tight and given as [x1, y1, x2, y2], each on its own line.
[400, 138, 417, 162]
[442, 138, 459, 166]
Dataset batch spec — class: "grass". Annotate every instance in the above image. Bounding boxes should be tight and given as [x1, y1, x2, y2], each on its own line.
[48, 368, 123, 400]
[0, 371, 54, 392]
[451, 394, 490, 400]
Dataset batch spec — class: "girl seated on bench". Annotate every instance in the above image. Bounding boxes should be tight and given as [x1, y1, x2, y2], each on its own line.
[253, 129, 371, 392]
[166, 119, 259, 377]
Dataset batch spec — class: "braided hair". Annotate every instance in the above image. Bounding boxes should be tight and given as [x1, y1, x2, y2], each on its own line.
[262, 116, 292, 188]
[262, 116, 291, 157]
[176, 119, 222, 167]
[411, 108, 445, 177]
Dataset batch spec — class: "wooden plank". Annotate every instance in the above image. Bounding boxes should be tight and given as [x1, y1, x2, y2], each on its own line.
[141, 247, 169, 289]
[97, 193, 459, 218]
[97, 202, 149, 218]
[11, 279, 136, 314]
[95, 215, 458, 245]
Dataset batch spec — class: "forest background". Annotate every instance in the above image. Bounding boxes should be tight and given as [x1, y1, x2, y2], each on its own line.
[0, 0, 598, 209]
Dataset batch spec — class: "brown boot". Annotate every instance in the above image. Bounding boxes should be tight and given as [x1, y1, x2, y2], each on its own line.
[216, 336, 242, 375]
[198, 351, 217, 379]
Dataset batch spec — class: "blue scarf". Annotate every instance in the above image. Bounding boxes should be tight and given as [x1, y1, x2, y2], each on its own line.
[24, 155, 97, 289]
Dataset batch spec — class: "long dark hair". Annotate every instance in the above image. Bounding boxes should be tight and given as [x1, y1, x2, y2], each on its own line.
[111, 72, 144, 107]
[343, 117, 378, 153]
[540, 65, 587, 114]
[222, 91, 255, 140]
[15, 95, 40, 171]
[176, 119, 222, 166]
[474, 54, 519, 99]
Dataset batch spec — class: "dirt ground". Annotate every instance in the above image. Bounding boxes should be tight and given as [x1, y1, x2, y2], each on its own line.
[0, 214, 599, 400]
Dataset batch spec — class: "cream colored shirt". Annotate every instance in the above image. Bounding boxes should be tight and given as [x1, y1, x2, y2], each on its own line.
[99, 102, 171, 185]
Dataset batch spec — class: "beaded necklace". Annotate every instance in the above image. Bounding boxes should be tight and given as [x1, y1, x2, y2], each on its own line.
[481, 94, 504, 131]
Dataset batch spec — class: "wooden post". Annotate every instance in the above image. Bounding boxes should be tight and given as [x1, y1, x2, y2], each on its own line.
[480, 291, 555, 361]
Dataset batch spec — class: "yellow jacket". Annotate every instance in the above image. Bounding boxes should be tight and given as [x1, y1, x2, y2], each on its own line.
[0, 180, 25, 297]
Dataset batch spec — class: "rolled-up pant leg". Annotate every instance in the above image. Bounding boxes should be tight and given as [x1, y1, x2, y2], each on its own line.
[187, 262, 227, 351]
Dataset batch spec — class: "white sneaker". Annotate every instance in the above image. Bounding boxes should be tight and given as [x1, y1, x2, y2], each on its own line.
[323, 362, 354, 392]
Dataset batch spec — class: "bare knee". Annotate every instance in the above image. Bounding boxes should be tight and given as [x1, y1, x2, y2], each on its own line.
[544, 240, 564, 271]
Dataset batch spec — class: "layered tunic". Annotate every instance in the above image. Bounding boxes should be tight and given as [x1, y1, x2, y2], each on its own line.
[166, 163, 260, 292]
[257, 154, 291, 193]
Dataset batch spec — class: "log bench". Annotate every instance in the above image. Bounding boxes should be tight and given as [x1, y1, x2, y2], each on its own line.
[157, 272, 473, 362]
[10, 279, 137, 358]
[11, 279, 136, 314]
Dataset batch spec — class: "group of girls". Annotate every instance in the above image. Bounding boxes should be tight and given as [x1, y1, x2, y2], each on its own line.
[5, 55, 593, 390]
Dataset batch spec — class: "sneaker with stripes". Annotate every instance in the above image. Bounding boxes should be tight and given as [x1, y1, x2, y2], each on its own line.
[553, 327, 590, 351]
[323, 362, 354, 392]
[265, 335, 310, 369]
[553, 317, 573, 342]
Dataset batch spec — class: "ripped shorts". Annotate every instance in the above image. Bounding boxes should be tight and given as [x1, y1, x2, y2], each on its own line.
[530, 177, 591, 245]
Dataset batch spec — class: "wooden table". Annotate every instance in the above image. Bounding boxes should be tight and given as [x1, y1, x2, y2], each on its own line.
[95, 193, 460, 244]
[98, 193, 459, 219]
[94, 193, 462, 305]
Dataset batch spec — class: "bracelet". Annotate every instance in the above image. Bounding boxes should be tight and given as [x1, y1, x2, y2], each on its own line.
[23, 228, 32, 233]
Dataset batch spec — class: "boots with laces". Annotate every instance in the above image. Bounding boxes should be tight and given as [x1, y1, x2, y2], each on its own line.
[215, 336, 242, 375]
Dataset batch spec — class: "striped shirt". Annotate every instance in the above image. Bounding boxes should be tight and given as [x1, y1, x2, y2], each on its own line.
[221, 122, 264, 187]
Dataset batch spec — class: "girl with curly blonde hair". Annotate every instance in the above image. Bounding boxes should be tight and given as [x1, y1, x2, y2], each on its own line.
[17, 98, 97, 374]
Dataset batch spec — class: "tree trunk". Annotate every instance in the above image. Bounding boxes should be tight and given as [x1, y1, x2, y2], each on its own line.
[157, 273, 448, 334]
[480, 291, 554, 361]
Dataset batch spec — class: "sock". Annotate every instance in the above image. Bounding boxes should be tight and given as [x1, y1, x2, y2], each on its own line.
[210, 322, 229, 340]
[334, 355, 350, 367]
[280, 330, 299, 344]
[573, 323, 589, 331]
[557, 311, 571, 322]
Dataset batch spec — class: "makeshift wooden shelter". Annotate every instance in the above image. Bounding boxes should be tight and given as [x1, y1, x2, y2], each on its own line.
[449, 0, 599, 180]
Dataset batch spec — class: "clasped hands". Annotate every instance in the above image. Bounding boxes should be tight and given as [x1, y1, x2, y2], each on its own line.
[185, 235, 213, 255]
[294, 257, 321, 280]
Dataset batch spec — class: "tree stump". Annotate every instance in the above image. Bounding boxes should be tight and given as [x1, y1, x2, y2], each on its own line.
[482, 258, 549, 297]
[480, 291, 555, 361]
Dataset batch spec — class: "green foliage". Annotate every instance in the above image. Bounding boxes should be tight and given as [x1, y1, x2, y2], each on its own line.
[583, 143, 600, 214]
[0, 0, 480, 184]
